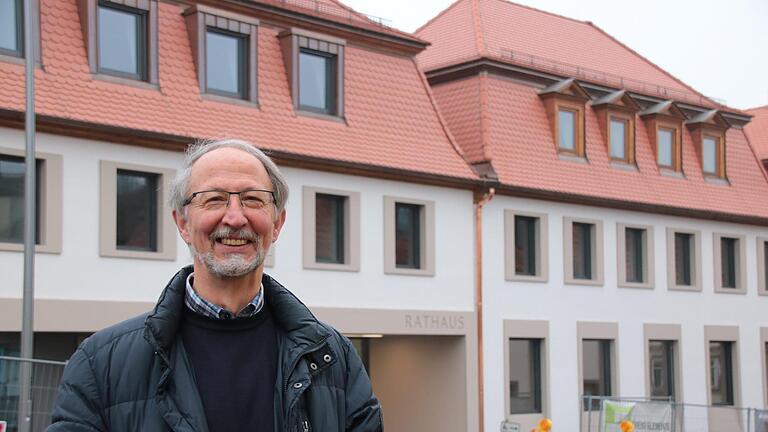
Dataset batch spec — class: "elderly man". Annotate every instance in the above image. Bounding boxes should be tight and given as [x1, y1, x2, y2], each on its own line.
[49, 139, 382, 431]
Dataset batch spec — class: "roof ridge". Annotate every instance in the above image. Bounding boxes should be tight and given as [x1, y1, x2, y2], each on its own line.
[471, 0, 487, 56]
[414, 0, 468, 35]
[490, 0, 589, 26]
[584, 21, 720, 108]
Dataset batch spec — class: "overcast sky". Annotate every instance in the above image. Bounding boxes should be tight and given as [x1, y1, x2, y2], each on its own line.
[341, 0, 768, 110]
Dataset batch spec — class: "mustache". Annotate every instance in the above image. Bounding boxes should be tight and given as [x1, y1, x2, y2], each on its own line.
[209, 227, 259, 242]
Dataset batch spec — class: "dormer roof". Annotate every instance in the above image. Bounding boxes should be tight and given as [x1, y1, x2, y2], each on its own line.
[538, 78, 590, 101]
[591, 90, 641, 112]
[686, 109, 730, 130]
[639, 100, 686, 120]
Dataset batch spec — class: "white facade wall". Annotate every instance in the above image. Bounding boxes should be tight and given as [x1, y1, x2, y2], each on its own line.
[483, 195, 768, 430]
[0, 127, 475, 313]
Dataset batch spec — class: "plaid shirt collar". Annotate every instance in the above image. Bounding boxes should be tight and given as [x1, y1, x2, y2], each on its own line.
[184, 272, 265, 320]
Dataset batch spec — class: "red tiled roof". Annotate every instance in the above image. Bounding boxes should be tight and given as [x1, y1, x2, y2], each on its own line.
[416, 0, 717, 107]
[746, 105, 768, 161]
[0, 0, 474, 180]
[430, 75, 768, 219]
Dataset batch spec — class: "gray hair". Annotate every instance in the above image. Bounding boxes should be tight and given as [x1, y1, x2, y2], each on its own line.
[169, 139, 289, 219]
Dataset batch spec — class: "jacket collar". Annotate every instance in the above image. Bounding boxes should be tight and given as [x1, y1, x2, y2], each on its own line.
[144, 266, 330, 353]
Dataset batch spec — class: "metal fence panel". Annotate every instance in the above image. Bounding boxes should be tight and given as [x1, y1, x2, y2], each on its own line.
[0, 357, 66, 432]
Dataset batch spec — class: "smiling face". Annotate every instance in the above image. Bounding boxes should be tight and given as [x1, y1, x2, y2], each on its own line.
[173, 147, 286, 279]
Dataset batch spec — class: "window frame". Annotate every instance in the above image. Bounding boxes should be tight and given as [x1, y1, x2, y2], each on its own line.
[503, 320, 550, 426]
[279, 27, 345, 119]
[578, 321, 618, 411]
[701, 134, 724, 178]
[504, 210, 548, 282]
[617, 223, 654, 289]
[563, 217, 604, 286]
[712, 233, 746, 294]
[99, 160, 176, 260]
[0, 0, 41, 64]
[302, 186, 360, 272]
[383, 196, 435, 276]
[183, 4, 259, 104]
[704, 325, 741, 407]
[0, 0, 23, 58]
[656, 126, 681, 172]
[96, 1, 148, 81]
[555, 103, 585, 158]
[758, 237, 768, 297]
[0, 147, 62, 254]
[761, 327, 768, 409]
[644, 324, 682, 402]
[665, 228, 702, 292]
[78, 0, 158, 85]
[608, 115, 634, 164]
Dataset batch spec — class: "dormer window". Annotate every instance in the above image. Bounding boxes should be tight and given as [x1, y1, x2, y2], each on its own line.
[592, 90, 640, 165]
[686, 110, 729, 180]
[640, 101, 686, 174]
[280, 28, 345, 118]
[184, 5, 259, 103]
[0, 0, 23, 57]
[539, 78, 590, 159]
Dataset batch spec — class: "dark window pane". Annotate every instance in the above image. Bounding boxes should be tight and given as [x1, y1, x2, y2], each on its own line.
[509, 339, 542, 414]
[649, 340, 675, 400]
[625, 228, 645, 283]
[315, 194, 345, 264]
[558, 110, 575, 151]
[98, 3, 145, 78]
[703, 137, 717, 174]
[0, 155, 41, 244]
[720, 237, 738, 288]
[709, 342, 734, 405]
[0, 0, 22, 55]
[583, 339, 611, 410]
[572, 222, 593, 280]
[764, 242, 768, 292]
[299, 49, 336, 114]
[395, 203, 421, 269]
[116, 169, 157, 251]
[610, 119, 626, 160]
[658, 129, 673, 167]
[514, 215, 537, 276]
[206, 29, 246, 97]
[674, 233, 693, 286]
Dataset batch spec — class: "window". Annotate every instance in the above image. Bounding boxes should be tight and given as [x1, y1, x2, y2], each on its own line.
[279, 28, 345, 118]
[508, 339, 542, 414]
[384, 196, 434, 276]
[686, 111, 729, 180]
[762, 328, 768, 408]
[302, 187, 359, 271]
[79, 0, 158, 84]
[713, 233, 746, 293]
[564, 218, 603, 285]
[504, 320, 549, 423]
[649, 341, 675, 400]
[558, 109, 576, 152]
[617, 224, 654, 288]
[0, 148, 62, 253]
[99, 161, 175, 260]
[758, 238, 768, 296]
[184, 5, 258, 103]
[97, 2, 147, 80]
[702, 136, 718, 175]
[610, 118, 629, 161]
[657, 128, 674, 168]
[709, 342, 735, 405]
[582, 339, 612, 410]
[505, 211, 548, 282]
[0, 0, 22, 57]
[666, 228, 701, 291]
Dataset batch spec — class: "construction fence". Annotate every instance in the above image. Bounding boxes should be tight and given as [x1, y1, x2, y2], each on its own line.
[581, 395, 768, 432]
[0, 356, 66, 432]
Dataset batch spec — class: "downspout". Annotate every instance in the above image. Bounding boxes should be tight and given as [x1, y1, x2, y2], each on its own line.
[474, 186, 495, 432]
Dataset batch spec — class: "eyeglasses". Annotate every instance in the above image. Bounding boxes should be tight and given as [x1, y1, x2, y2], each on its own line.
[182, 189, 275, 212]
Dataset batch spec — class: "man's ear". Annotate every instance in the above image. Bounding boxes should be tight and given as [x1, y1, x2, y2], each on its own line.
[272, 209, 287, 243]
[173, 209, 191, 244]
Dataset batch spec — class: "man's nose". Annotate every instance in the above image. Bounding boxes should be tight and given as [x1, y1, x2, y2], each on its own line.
[221, 195, 248, 227]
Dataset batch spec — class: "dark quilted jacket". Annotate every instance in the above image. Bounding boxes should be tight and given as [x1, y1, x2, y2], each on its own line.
[48, 266, 382, 432]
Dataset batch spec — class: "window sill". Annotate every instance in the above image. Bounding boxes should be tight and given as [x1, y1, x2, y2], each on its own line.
[0, 242, 61, 254]
[296, 109, 347, 124]
[558, 153, 588, 164]
[610, 161, 638, 172]
[659, 169, 685, 179]
[564, 277, 603, 287]
[506, 274, 548, 283]
[384, 267, 435, 277]
[93, 73, 160, 91]
[618, 281, 653, 290]
[100, 248, 176, 261]
[202, 92, 259, 108]
[304, 261, 359, 272]
[0, 52, 43, 68]
[704, 176, 730, 186]
[667, 284, 702, 292]
[713, 287, 747, 295]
